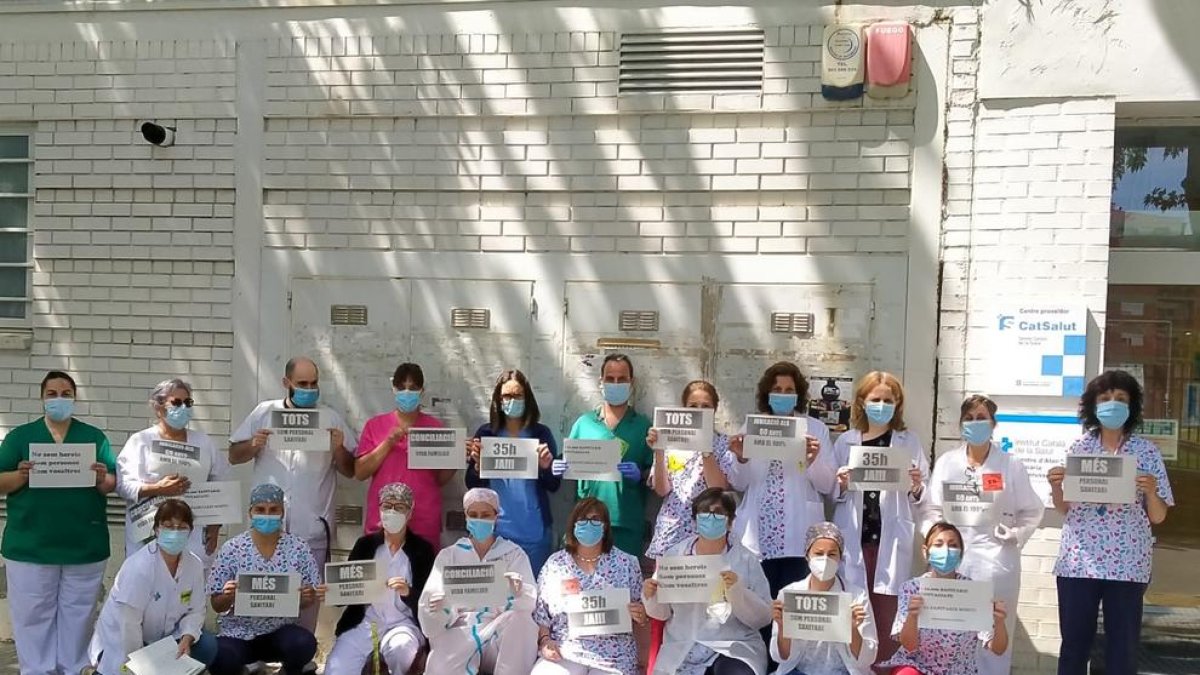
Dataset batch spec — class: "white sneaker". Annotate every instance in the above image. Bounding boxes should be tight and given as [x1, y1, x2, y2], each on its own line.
[246, 662, 266, 674]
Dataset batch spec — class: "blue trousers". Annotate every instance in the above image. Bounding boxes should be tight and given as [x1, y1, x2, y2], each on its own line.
[209, 624, 317, 675]
[1056, 575, 1146, 675]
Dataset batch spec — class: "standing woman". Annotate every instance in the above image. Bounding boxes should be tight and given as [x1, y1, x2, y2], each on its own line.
[117, 378, 231, 563]
[0, 370, 117, 675]
[356, 362, 456, 546]
[831, 371, 928, 670]
[466, 368, 561, 575]
[922, 395, 1043, 675]
[644, 487, 773, 675]
[532, 498, 647, 675]
[1048, 370, 1173, 675]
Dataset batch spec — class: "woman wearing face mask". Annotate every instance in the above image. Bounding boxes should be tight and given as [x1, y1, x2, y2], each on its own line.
[88, 499, 218, 673]
[831, 371, 928, 670]
[0, 370, 117, 675]
[921, 395, 1043, 675]
[532, 498, 647, 675]
[881, 522, 1008, 675]
[771, 522, 876, 675]
[420, 487, 538, 675]
[556, 353, 653, 557]
[644, 487, 772, 675]
[466, 369, 561, 575]
[327, 482, 436, 675]
[1047, 370, 1173, 675]
[206, 484, 323, 675]
[116, 378, 232, 565]
[356, 362, 455, 546]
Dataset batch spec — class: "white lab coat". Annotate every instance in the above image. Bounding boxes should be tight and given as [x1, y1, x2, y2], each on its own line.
[727, 417, 836, 559]
[832, 429, 929, 596]
[921, 443, 1044, 675]
[116, 426, 231, 563]
[419, 536, 539, 675]
[87, 543, 206, 675]
[644, 537, 773, 675]
[770, 576, 877, 675]
[229, 399, 358, 544]
[326, 542, 424, 675]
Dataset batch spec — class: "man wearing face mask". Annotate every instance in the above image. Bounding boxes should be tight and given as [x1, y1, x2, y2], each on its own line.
[558, 354, 653, 557]
[327, 482, 436, 675]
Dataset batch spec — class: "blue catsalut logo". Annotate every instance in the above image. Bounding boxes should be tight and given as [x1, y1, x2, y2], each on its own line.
[998, 315, 1015, 330]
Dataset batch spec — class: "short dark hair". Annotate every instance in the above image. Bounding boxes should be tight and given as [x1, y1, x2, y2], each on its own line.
[1079, 370, 1143, 435]
[691, 487, 737, 520]
[489, 369, 540, 429]
[601, 353, 634, 379]
[924, 521, 963, 548]
[563, 497, 613, 555]
[154, 498, 195, 529]
[40, 370, 77, 396]
[284, 357, 317, 380]
[755, 362, 808, 414]
[392, 362, 425, 389]
[959, 395, 998, 423]
[680, 380, 719, 408]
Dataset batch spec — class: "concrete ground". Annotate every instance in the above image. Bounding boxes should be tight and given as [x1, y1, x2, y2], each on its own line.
[0, 641, 14, 673]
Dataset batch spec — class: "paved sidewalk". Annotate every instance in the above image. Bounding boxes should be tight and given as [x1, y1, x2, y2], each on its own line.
[0, 641, 15, 673]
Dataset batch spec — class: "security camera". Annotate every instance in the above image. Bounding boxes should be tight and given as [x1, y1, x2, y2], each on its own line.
[140, 122, 176, 147]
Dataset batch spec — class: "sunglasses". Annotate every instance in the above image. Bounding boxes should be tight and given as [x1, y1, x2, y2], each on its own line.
[168, 398, 195, 408]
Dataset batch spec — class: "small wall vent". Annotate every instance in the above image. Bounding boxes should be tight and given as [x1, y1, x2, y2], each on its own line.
[619, 29, 765, 94]
[618, 310, 660, 332]
[771, 312, 815, 335]
[330, 304, 368, 326]
[451, 308, 491, 330]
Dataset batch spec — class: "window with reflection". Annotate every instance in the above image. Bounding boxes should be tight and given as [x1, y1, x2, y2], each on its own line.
[1112, 126, 1200, 250]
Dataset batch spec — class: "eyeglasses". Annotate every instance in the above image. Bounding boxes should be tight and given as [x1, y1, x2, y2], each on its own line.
[576, 518, 604, 528]
[168, 398, 195, 408]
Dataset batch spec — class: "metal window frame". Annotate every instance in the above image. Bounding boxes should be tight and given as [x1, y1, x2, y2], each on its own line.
[0, 127, 33, 326]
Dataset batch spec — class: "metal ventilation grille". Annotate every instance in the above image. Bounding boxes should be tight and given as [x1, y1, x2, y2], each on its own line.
[451, 308, 491, 330]
[619, 29, 765, 94]
[330, 304, 368, 326]
[336, 504, 363, 526]
[619, 310, 660, 332]
[771, 312, 815, 335]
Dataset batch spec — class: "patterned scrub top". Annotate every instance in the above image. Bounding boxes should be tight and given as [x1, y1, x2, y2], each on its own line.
[646, 432, 734, 559]
[883, 573, 990, 675]
[205, 531, 321, 640]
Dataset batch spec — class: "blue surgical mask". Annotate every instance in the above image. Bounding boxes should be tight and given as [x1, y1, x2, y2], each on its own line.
[291, 387, 319, 408]
[865, 401, 895, 426]
[602, 382, 631, 406]
[768, 392, 799, 416]
[696, 512, 729, 540]
[502, 398, 526, 419]
[466, 517, 495, 541]
[961, 420, 993, 446]
[43, 397, 75, 422]
[573, 519, 604, 547]
[928, 545, 962, 574]
[157, 528, 190, 555]
[250, 514, 283, 535]
[1096, 400, 1130, 430]
[165, 405, 192, 430]
[394, 390, 421, 413]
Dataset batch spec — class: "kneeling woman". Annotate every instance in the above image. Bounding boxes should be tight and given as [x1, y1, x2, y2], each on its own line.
[771, 522, 876, 675]
[420, 487, 539, 675]
[89, 498, 217, 673]
[326, 482, 436, 675]
[645, 487, 773, 675]
[532, 497, 647, 675]
[882, 522, 1008, 675]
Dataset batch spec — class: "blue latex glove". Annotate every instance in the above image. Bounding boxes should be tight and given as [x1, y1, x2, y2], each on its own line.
[617, 461, 641, 482]
[551, 459, 569, 477]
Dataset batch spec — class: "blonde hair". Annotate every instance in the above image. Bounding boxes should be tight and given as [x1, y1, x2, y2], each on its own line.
[850, 371, 907, 432]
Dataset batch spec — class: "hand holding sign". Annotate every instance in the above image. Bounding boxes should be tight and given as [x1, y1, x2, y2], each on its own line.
[652, 407, 715, 453]
[743, 415, 807, 461]
[847, 446, 909, 491]
[268, 409, 326, 453]
[388, 577, 410, 597]
[480, 437, 539, 479]
[28, 443, 97, 488]
[1062, 454, 1136, 504]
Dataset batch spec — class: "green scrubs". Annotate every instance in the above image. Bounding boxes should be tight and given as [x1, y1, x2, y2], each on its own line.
[567, 407, 653, 557]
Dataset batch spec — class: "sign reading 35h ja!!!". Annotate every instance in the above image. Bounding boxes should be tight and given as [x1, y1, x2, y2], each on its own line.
[989, 303, 1088, 397]
[848, 446, 909, 491]
[480, 437, 539, 479]
[268, 409, 327, 452]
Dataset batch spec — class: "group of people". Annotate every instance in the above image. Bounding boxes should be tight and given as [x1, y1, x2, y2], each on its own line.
[0, 357, 1174, 675]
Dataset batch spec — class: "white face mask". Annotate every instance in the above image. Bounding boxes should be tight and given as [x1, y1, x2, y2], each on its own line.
[809, 555, 839, 582]
[380, 510, 408, 535]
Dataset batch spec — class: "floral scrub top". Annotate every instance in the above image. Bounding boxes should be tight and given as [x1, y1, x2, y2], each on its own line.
[646, 433, 734, 559]
[883, 573, 989, 675]
[1054, 433, 1174, 583]
[205, 531, 321, 640]
[534, 548, 643, 674]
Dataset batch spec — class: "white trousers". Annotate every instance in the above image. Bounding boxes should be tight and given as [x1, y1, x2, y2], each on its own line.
[425, 613, 539, 675]
[6, 559, 106, 675]
[324, 620, 423, 675]
[531, 657, 619, 675]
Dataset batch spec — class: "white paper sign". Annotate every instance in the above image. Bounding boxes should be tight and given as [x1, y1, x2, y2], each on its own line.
[146, 440, 207, 483]
[744, 415, 807, 461]
[941, 482, 997, 528]
[653, 407, 715, 453]
[28, 443, 96, 488]
[1138, 419, 1178, 462]
[479, 437, 539, 479]
[129, 495, 166, 544]
[655, 554, 723, 604]
[781, 590, 852, 643]
[408, 427, 466, 470]
[441, 563, 509, 610]
[563, 439, 621, 481]
[125, 636, 205, 675]
[325, 560, 387, 606]
[994, 413, 1079, 507]
[1063, 454, 1137, 504]
[918, 577, 994, 632]
[567, 587, 632, 637]
[988, 303, 1088, 397]
[847, 446, 909, 491]
[268, 409, 327, 452]
[234, 572, 301, 617]
[187, 481, 244, 526]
